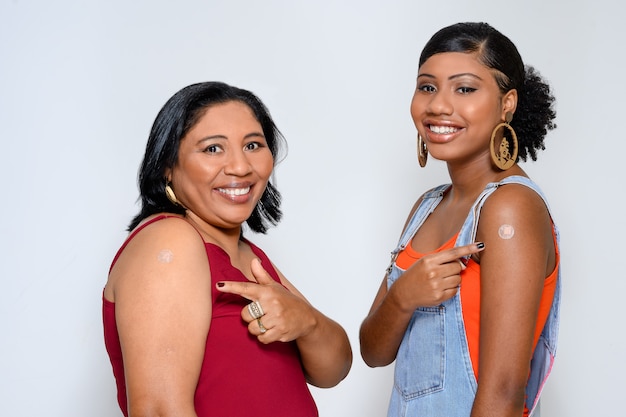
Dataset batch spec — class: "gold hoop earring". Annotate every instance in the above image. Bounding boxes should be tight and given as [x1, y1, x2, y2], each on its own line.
[165, 183, 180, 206]
[417, 133, 428, 168]
[490, 113, 518, 170]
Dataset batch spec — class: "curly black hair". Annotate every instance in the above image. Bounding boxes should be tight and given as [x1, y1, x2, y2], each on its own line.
[419, 22, 556, 161]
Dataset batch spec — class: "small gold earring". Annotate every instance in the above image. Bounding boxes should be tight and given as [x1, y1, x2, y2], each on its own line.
[165, 183, 180, 205]
[417, 133, 428, 168]
[489, 112, 518, 170]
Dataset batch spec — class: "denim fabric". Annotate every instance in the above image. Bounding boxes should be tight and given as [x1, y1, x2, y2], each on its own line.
[386, 176, 561, 417]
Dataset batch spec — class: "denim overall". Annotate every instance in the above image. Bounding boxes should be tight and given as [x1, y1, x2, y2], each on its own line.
[386, 176, 561, 417]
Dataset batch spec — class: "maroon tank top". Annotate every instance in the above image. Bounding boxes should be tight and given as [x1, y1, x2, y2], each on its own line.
[103, 215, 318, 416]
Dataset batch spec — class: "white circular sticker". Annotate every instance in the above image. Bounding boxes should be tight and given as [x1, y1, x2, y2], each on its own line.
[498, 224, 515, 240]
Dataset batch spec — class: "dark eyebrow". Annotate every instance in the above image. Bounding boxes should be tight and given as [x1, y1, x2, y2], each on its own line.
[195, 135, 226, 146]
[417, 72, 484, 81]
[449, 72, 483, 81]
[245, 132, 265, 139]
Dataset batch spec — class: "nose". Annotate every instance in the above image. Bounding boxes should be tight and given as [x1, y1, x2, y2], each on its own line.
[224, 148, 252, 176]
[426, 91, 453, 115]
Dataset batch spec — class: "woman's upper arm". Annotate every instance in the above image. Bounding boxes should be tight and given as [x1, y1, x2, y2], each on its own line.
[110, 218, 211, 416]
[473, 184, 555, 407]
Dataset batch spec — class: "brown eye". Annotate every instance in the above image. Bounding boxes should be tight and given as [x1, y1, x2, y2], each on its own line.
[203, 144, 222, 154]
[457, 87, 477, 94]
[418, 84, 436, 93]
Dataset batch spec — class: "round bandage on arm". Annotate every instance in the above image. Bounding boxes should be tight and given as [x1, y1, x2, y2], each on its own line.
[157, 249, 174, 263]
[498, 224, 515, 240]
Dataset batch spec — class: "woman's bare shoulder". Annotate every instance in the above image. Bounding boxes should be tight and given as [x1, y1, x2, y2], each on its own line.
[106, 214, 209, 300]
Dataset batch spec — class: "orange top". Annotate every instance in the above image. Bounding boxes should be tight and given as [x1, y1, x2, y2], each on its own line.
[396, 231, 559, 381]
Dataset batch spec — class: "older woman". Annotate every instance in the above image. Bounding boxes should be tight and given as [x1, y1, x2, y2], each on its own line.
[103, 82, 352, 417]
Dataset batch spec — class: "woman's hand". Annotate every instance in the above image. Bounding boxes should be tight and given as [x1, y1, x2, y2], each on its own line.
[360, 242, 484, 367]
[216, 258, 352, 388]
[216, 258, 316, 343]
[390, 242, 484, 313]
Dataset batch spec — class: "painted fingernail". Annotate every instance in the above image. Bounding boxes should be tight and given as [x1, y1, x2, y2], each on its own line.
[476, 242, 485, 249]
[217, 282, 225, 288]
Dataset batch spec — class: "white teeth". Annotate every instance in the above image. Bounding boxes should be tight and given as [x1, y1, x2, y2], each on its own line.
[218, 187, 250, 196]
[430, 125, 458, 134]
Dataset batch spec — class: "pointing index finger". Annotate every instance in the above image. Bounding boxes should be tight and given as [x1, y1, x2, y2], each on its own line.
[214, 259, 276, 300]
[439, 242, 485, 263]
[215, 280, 260, 301]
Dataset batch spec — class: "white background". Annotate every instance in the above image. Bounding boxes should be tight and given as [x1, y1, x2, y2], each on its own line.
[1, 1, 624, 416]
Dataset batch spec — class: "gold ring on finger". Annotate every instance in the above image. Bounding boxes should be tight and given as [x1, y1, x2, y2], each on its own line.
[257, 318, 267, 334]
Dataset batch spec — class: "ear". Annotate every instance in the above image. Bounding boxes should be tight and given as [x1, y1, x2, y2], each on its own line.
[501, 89, 518, 120]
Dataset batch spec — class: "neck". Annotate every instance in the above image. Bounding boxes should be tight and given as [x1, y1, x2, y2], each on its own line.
[184, 211, 244, 253]
[446, 159, 526, 201]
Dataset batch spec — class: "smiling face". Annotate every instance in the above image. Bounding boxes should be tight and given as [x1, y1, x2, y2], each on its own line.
[410, 52, 516, 166]
[168, 100, 274, 231]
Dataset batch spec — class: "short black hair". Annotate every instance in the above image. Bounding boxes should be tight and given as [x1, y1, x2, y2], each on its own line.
[128, 81, 286, 233]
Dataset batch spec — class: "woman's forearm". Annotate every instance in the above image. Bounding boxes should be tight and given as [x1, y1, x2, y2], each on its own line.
[296, 311, 352, 388]
[359, 283, 414, 367]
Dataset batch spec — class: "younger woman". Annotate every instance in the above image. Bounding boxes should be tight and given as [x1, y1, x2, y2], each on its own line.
[360, 22, 560, 417]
